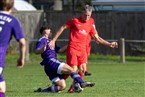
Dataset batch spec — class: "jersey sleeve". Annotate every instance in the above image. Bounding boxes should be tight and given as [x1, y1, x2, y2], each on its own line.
[12, 18, 25, 41]
[36, 38, 47, 49]
[90, 18, 96, 37]
[65, 18, 74, 28]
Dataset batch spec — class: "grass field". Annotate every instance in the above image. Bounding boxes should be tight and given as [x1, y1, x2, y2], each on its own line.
[4, 53, 145, 97]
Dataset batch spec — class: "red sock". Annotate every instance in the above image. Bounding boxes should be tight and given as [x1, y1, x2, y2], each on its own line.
[68, 80, 76, 92]
[78, 71, 84, 78]
[63, 74, 69, 80]
[68, 85, 73, 91]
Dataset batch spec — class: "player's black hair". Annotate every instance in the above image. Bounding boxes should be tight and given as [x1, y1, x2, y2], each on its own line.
[39, 25, 51, 35]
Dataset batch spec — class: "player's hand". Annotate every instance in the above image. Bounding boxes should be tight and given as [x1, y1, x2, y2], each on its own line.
[110, 42, 118, 48]
[49, 40, 55, 49]
[16, 58, 25, 68]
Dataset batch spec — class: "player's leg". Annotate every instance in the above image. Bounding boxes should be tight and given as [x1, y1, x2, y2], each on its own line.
[84, 60, 92, 76]
[64, 48, 78, 79]
[85, 56, 92, 76]
[60, 63, 95, 88]
[85, 57, 89, 76]
[35, 79, 66, 93]
[0, 66, 5, 97]
[43, 79, 66, 92]
[0, 52, 6, 97]
[67, 64, 86, 92]
[67, 50, 87, 92]
[77, 51, 88, 78]
[0, 81, 5, 97]
[67, 63, 86, 93]
[59, 63, 84, 84]
[34, 58, 89, 93]
[35, 61, 67, 93]
[85, 46, 92, 76]
[78, 63, 86, 78]
[61, 63, 95, 93]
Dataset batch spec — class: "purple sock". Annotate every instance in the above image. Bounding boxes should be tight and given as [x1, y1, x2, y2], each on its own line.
[0, 92, 5, 97]
[42, 85, 58, 92]
[70, 72, 84, 84]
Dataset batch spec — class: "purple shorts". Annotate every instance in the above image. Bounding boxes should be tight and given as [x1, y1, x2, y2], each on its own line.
[41, 58, 65, 84]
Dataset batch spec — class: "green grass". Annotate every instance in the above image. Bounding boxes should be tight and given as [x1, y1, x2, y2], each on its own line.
[4, 53, 145, 97]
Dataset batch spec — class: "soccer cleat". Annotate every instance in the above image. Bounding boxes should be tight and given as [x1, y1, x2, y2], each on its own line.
[85, 72, 92, 76]
[34, 88, 42, 92]
[81, 82, 95, 88]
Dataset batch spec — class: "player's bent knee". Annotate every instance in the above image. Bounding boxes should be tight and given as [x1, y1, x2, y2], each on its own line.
[56, 79, 66, 91]
[61, 64, 76, 74]
[59, 84, 66, 91]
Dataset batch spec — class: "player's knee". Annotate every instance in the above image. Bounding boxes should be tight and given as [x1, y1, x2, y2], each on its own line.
[70, 68, 76, 72]
[66, 65, 77, 73]
[59, 83, 66, 91]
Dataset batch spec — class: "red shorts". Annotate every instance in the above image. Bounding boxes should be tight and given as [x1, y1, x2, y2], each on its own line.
[66, 47, 87, 67]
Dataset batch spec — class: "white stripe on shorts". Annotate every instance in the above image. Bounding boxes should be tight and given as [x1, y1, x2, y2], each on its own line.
[51, 77, 60, 83]
[57, 62, 65, 74]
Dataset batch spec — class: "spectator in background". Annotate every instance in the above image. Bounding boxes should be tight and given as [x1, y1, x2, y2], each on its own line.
[0, 0, 26, 97]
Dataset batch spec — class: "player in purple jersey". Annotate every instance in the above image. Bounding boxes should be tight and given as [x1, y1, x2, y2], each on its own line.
[34, 25, 95, 93]
[0, 0, 26, 97]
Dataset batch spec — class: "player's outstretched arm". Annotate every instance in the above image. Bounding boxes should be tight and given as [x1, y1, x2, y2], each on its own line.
[49, 24, 67, 49]
[93, 34, 118, 48]
[17, 38, 26, 68]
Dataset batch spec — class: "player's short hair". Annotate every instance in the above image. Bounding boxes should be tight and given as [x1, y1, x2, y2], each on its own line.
[39, 25, 51, 35]
[82, 5, 93, 12]
[0, 0, 14, 10]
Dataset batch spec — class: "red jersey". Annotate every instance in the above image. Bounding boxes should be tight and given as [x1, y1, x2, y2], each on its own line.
[66, 17, 96, 52]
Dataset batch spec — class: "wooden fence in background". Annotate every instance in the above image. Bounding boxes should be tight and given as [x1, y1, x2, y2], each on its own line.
[9, 11, 145, 62]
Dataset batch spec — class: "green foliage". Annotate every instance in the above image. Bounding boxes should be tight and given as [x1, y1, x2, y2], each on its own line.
[4, 53, 145, 97]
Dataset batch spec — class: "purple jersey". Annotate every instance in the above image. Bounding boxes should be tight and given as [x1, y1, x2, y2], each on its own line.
[36, 36, 65, 82]
[0, 11, 24, 48]
[0, 11, 24, 67]
[36, 36, 60, 60]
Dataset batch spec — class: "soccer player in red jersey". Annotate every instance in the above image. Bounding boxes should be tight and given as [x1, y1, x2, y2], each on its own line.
[49, 5, 118, 92]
